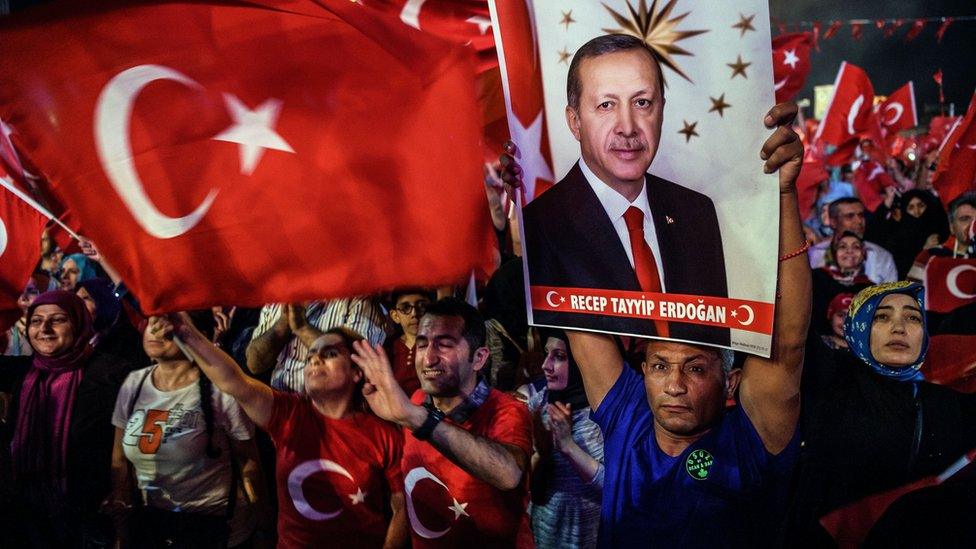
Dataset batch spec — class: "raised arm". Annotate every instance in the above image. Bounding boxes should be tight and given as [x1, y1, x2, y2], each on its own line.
[245, 307, 292, 375]
[738, 102, 811, 454]
[564, 331, 623, 411]
[151, 315, 275, 429]
[351, 341, 528, 491]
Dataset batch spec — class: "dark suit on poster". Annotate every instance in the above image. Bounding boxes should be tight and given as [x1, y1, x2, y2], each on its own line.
[523, 163, 730, 346]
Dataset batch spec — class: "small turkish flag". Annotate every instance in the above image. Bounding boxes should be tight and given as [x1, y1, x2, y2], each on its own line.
[0, 0, 494, 314]
[815, 62, 884, 164]
[489, 0, 556, 201]
[852, 160, 895, 212]
[877, 82, 918, 139]
[0, 169, 48, 330]
[772, 32, 814, 103]
[933, 90, 976, 207]
[925, 257, 976, 313]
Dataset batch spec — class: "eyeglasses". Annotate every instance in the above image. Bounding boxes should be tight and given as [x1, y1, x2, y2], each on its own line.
[395, 301, 429, 315]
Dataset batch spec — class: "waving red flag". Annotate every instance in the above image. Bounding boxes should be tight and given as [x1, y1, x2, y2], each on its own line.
[925, 257, 976, 313]
[815, 62, 884, 165]
[877, 82, 917, 139]
[852, 160, 895, 212]
[772, 32, 813, 103]
[0, 0, 493, 314]
[933, 90, 976, 207]
[0, 171, 48, 329]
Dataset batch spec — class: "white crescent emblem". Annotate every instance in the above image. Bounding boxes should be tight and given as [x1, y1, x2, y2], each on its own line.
[883, 103, 904, 126]
[287, 459, 355, 521]
[94, 64, 219, 239]
[846, 94, 865, 136]
[545, 290, 562, 308]
[0, 215, 7, 258]
[773, 77, 788, 91]
[735, 305, 755, 326]
[946, 265, 976, 300]
[400, 0, 427, 29]
[404, 467, 451, 539]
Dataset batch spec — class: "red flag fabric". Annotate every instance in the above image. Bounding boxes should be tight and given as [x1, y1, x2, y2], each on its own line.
[932, 91, 976, 206]
[0, 0, 494, 314]
[933, 69, 945, 105]
[852, 160, 895, 212]
[930, 115, 960, 145]
[904, 19, 926, 42]
[936, 18, 954, 43]
[772, 32, 814, 104]
[877, 82, 918, 139]
[362, 1, 507, 159]
[851, 23, 863, 41]
[815, 62, 884, 165]
[795, 145, 829, 218]
[823, 20, 842, 40]
[925, 257, 976, 313]
[0, 170, 48, 331]
[491, 0, 556, 200]
[924, 335, 976, 393]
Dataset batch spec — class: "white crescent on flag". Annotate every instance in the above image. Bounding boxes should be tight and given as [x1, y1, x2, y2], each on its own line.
[287, 459, 357, 521]
[946, 264, 976, 299]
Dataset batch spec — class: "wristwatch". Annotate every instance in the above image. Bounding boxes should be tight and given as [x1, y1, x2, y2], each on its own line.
[412, 406, 446, 441]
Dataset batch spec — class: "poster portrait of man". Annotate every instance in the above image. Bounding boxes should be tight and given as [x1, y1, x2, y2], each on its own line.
[491, 0, 780, 355]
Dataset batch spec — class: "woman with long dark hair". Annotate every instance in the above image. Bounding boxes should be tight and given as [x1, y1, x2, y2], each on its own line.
[105, 312, 269, 548]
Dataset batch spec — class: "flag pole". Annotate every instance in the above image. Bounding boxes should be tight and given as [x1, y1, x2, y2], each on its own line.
[0, 176, 81, 241]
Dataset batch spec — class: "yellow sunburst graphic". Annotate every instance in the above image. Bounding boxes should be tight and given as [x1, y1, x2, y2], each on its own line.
[602, 0, 708, 85]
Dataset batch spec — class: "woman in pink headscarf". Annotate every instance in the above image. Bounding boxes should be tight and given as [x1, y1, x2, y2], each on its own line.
[1, 290, 143, 547]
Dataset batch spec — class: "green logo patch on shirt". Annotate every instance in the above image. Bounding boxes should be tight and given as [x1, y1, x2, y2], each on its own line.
[685, 449, 714, 480]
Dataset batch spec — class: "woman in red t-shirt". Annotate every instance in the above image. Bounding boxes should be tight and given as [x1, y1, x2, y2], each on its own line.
[147, 314, 407, 549]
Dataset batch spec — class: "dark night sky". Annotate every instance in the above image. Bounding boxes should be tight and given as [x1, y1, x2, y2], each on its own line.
[6, 0, 976, 120]
[768, 0, 976, 120]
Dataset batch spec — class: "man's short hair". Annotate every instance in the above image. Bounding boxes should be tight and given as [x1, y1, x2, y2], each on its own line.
[948, 192, 976, 221]
[422, 297, 486, 354]
[827, 197, 864, 219]
[567, 34, 664, 112]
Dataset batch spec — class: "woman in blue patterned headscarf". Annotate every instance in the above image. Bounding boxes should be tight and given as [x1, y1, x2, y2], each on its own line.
[844, 281, 928, 383]
[790, 280, 976, 544]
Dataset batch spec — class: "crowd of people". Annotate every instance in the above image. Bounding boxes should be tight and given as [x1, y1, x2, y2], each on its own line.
[1, 33, 975, 549]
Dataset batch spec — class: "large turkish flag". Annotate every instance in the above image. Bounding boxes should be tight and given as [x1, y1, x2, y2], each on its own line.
[0, 0, 494, 314]
[877, 82, 917, 139]
[772, 32, 813, 104]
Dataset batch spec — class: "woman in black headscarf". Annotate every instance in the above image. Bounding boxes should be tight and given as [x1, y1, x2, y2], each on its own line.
[527, 329, 604, 549]
[75, 278, 147, 366]
[872, 189, 949, 278]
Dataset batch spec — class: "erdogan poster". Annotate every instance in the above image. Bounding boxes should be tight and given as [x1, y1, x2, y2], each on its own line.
[490, 0, 780, 356]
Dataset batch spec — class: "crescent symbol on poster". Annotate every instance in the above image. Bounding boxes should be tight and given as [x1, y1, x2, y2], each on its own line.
[883, 103, 904, 126]
[545, 290, 562, 308]
[735, 305, 755, 326]
[773, 77, 788, 91]
[946, 265, 976, 299]
[287, 459, 355, 521]
[94, 64, 219, 239]
[404, 467, 451, 539]
[0, 216, 7, 258]
[846, 95, 865, 136]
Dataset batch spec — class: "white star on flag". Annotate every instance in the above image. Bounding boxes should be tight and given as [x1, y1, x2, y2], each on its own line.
[782, 49, 799, 70]
[466, 15, 492, 35]
[510, 110, 554, 198]
[448, 498, 469, 519]
[213, 93, 295, 176]
[348, 487, 367, 505]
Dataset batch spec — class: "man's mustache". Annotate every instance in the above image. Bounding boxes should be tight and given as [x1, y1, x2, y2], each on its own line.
[609, 138, 647, 151]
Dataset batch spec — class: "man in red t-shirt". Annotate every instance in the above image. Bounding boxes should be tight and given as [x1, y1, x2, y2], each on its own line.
[353, 298, 532, 548]
[157, 317, 408, 548]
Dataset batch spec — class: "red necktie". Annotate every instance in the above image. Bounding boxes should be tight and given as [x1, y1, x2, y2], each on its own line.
[623, 206, 669, 338]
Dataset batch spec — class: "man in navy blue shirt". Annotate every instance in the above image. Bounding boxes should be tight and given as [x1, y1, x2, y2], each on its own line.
[559, 62, 811, 549]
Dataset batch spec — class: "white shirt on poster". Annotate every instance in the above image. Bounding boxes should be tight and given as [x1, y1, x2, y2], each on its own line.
[578, 157, 667, 291]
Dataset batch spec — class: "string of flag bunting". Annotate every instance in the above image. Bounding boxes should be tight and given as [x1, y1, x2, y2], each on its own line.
[772, 15, 975, 44]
